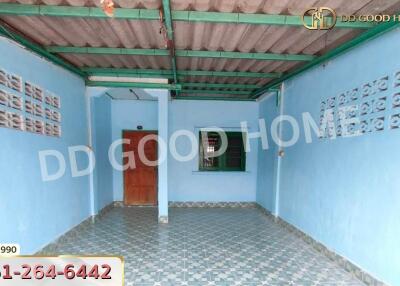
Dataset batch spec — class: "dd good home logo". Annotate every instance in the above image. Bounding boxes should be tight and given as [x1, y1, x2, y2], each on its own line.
[302, 7, 337, 30]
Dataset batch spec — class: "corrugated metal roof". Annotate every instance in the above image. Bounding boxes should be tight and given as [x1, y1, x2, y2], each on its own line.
[0, 0, 399, 99]
[1, 0, 396, 13]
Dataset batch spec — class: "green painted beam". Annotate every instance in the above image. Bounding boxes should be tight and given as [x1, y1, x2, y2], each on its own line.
[161, 0, 179, 94]
[86, 80, 182, 90]
[0, 24, 85, 77]
[0, 3, 160, 19]
[176, 50, 314, 61]
[89, 74, 260, 90]
[46, 46, 169, 56]
[88, 72, 177, 79]
[83, 67, 172, 76]
[0, 3, 374, 29]
[87, 74, 258, 89]
[82, 67, 282, 79]
[174, 96, 255, 102]
[179, 70, 282, 78]
[182, 89, 252, 95]
[172, 11, 374, 29]
[47, 46, 315, 62]
[182, 82, 258, 89]
[251, 20, 400, 98]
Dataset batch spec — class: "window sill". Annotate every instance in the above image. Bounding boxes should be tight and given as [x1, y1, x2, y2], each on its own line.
[192, 171, 250, 174]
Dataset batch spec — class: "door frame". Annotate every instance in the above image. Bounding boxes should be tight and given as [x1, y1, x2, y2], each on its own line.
[122, 129, 158, 206]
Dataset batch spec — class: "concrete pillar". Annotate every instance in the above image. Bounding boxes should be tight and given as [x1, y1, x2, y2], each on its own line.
[157, 90, 170, 223]
[85, 87, 109, 217]
[273, 83, 285, 218]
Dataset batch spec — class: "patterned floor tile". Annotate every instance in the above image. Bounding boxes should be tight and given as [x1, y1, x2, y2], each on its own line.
[39, 207, 365, 286]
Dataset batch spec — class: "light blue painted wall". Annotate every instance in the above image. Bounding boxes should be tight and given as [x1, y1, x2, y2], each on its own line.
[0, 37, 90, 254]
[168, 100, 259, 202]
[110, 99, 259, 202]
[274, 28, 400, 285]
[92, 95, 113, 211]
[256, 95, 279, 212]
[111, 100, 158, 201]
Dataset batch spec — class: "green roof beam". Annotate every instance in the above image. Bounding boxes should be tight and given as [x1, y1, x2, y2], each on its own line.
[83, 68, 173, 76]
[174, 96, 255, 101]
[175, 50, 315, 61]
[178, 70, 282, 78]
[48, 46, 315, 62]
[161, 0, 179, 94]
[172, 11, 374, 29]
[88, 72, 177, 80]
[46, 46, 169, 56]
[82, 67, 282, 79]
[182, 89, 252, 95]
[182, 82, 259, 89]
[0, 3, 159, 19]
[86, 81, 182, 90]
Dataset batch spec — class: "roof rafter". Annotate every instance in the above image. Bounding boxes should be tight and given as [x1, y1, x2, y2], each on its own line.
[161, 0, 179, 95]
[175, 96, 255, 101]
[86, 78, 259, 90]
[0, 3, 374, 29]
[82, 68, 282, 79]
[181, 83, 259, 89]
[46, 46, 316, 62]
[86, 80, 181, 90]
[183, 89, 252, 95]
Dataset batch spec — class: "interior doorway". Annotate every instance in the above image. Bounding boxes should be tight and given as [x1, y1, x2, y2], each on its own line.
[123, 130, 158, 206]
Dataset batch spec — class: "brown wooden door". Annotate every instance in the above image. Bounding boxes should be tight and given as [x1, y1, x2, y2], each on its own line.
[123, 131, 157, 206]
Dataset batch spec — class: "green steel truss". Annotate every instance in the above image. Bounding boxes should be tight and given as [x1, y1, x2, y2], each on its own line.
[0, 2, 397, 101]
[182, 83, 258, 89]
[86, 80, 182, 90]
[85, 81, 258, 91]
[46, 46, 316, 62]
[83, 67, 282, 79]
[161, 0, 179, 94]
[182, 89, 252, 95]
[174, 96, 255, 101]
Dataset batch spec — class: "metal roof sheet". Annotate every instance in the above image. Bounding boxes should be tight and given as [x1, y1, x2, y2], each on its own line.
[1, 0, 399, 99]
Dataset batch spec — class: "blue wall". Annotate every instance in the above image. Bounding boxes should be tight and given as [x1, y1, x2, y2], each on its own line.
[0, 37, 90, 254]
[110, 99, 259, 202]
[92, 95, 113, 211]
[169, 100, 259, 202]
[256, 95, 279, 212]
[263, 28, 400, 285]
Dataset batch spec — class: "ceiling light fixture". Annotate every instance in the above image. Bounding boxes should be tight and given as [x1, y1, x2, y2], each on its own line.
[88, 76, 169, 84]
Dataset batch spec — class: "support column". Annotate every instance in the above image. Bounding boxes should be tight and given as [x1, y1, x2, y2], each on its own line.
[273, 83, 285, 218]
[157, 90, 170, 223]
[85, 89, 96, 217]
[85, 87, 109, 217]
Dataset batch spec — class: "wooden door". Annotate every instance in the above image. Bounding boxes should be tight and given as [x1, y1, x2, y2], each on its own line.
[123, 131, 157, 206]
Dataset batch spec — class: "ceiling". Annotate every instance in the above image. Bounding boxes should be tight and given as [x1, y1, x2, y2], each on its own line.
[0, 0, 399, 100]
[106, 88, 158, 100]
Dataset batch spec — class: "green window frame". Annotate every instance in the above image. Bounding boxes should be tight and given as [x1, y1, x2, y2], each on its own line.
[199, 131, 246, 172]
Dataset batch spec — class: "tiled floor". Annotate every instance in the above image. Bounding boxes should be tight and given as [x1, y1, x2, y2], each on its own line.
[40, 207, 364, 285]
